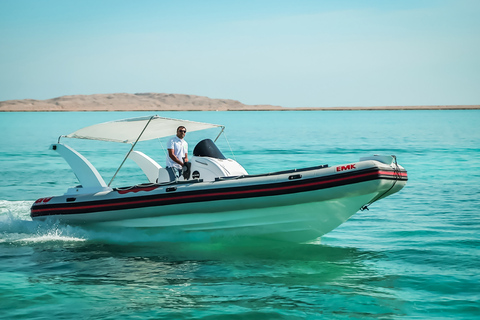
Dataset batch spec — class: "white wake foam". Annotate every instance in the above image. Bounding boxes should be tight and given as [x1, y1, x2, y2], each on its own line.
[0, 200, 86, 244]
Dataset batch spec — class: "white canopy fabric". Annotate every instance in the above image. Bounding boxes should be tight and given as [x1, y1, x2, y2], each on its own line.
[63, 115, 224, 144]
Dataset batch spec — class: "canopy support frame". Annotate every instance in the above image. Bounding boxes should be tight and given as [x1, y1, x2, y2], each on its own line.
[214, 126, 225, 142]
[108, 115, 155, 187]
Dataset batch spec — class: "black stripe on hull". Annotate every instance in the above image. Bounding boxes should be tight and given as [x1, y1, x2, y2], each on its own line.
[31, 168, 407, 218]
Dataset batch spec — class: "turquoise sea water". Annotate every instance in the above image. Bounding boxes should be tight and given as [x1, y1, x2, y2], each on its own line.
[1, 111, 479, 319]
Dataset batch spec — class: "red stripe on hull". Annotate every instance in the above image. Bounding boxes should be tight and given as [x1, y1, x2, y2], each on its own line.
[31, 168, 407, 216]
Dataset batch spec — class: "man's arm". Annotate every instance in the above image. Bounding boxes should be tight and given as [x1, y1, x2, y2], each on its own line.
[167, 149, 184, 166]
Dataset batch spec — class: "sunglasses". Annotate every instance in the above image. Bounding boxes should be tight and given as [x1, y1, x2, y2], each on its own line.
[178, 130, 187, 133]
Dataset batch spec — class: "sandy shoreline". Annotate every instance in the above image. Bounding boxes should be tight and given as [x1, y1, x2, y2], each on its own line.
[1, 93, 478, 111]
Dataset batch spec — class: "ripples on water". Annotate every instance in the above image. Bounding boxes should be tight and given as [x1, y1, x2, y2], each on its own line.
[1, 202, 406, 319]
[1, 111, 480, 319]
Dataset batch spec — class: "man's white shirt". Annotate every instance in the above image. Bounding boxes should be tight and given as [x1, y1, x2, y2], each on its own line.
[166, 136, 188, 169]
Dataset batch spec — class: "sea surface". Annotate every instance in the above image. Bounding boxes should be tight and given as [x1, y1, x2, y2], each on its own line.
[1, 111, 479, 319]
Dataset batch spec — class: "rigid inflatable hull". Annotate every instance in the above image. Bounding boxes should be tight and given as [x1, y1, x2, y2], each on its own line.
[31, 160, 407, 242]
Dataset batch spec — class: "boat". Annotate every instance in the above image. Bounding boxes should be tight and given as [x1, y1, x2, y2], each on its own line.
[30, 115, 408, 242]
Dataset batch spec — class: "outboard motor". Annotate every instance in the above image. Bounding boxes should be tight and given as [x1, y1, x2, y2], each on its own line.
[193, 139, 226, 159]
[188, 139, 248, 181]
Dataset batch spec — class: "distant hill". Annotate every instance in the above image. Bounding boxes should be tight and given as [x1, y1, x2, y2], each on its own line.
[0, 93, 478, 111]
[0, 93, 283, 111]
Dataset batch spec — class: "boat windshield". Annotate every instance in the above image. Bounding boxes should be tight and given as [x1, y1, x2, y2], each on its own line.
[193, 139, 226, 159]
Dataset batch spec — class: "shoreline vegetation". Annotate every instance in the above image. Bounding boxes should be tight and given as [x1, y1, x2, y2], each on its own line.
[1, 93, 479, 111]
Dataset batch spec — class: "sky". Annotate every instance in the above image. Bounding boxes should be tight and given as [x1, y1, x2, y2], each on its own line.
[1, 0, 479, 108]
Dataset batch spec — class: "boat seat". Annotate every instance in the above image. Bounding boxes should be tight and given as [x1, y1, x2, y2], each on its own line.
[128, 151, 162, 184]
[157, 168, 171, 183]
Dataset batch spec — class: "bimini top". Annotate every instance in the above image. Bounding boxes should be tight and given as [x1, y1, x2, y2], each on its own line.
[62, 115, 224, 144]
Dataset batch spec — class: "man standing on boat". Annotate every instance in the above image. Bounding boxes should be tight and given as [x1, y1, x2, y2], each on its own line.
[166, 126, 188, 180]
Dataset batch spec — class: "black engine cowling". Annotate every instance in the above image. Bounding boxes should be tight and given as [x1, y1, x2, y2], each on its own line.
[193, 139, 226, 159]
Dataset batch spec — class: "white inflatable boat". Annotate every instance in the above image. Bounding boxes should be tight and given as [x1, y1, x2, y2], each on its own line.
[30, 115, 408, 242]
